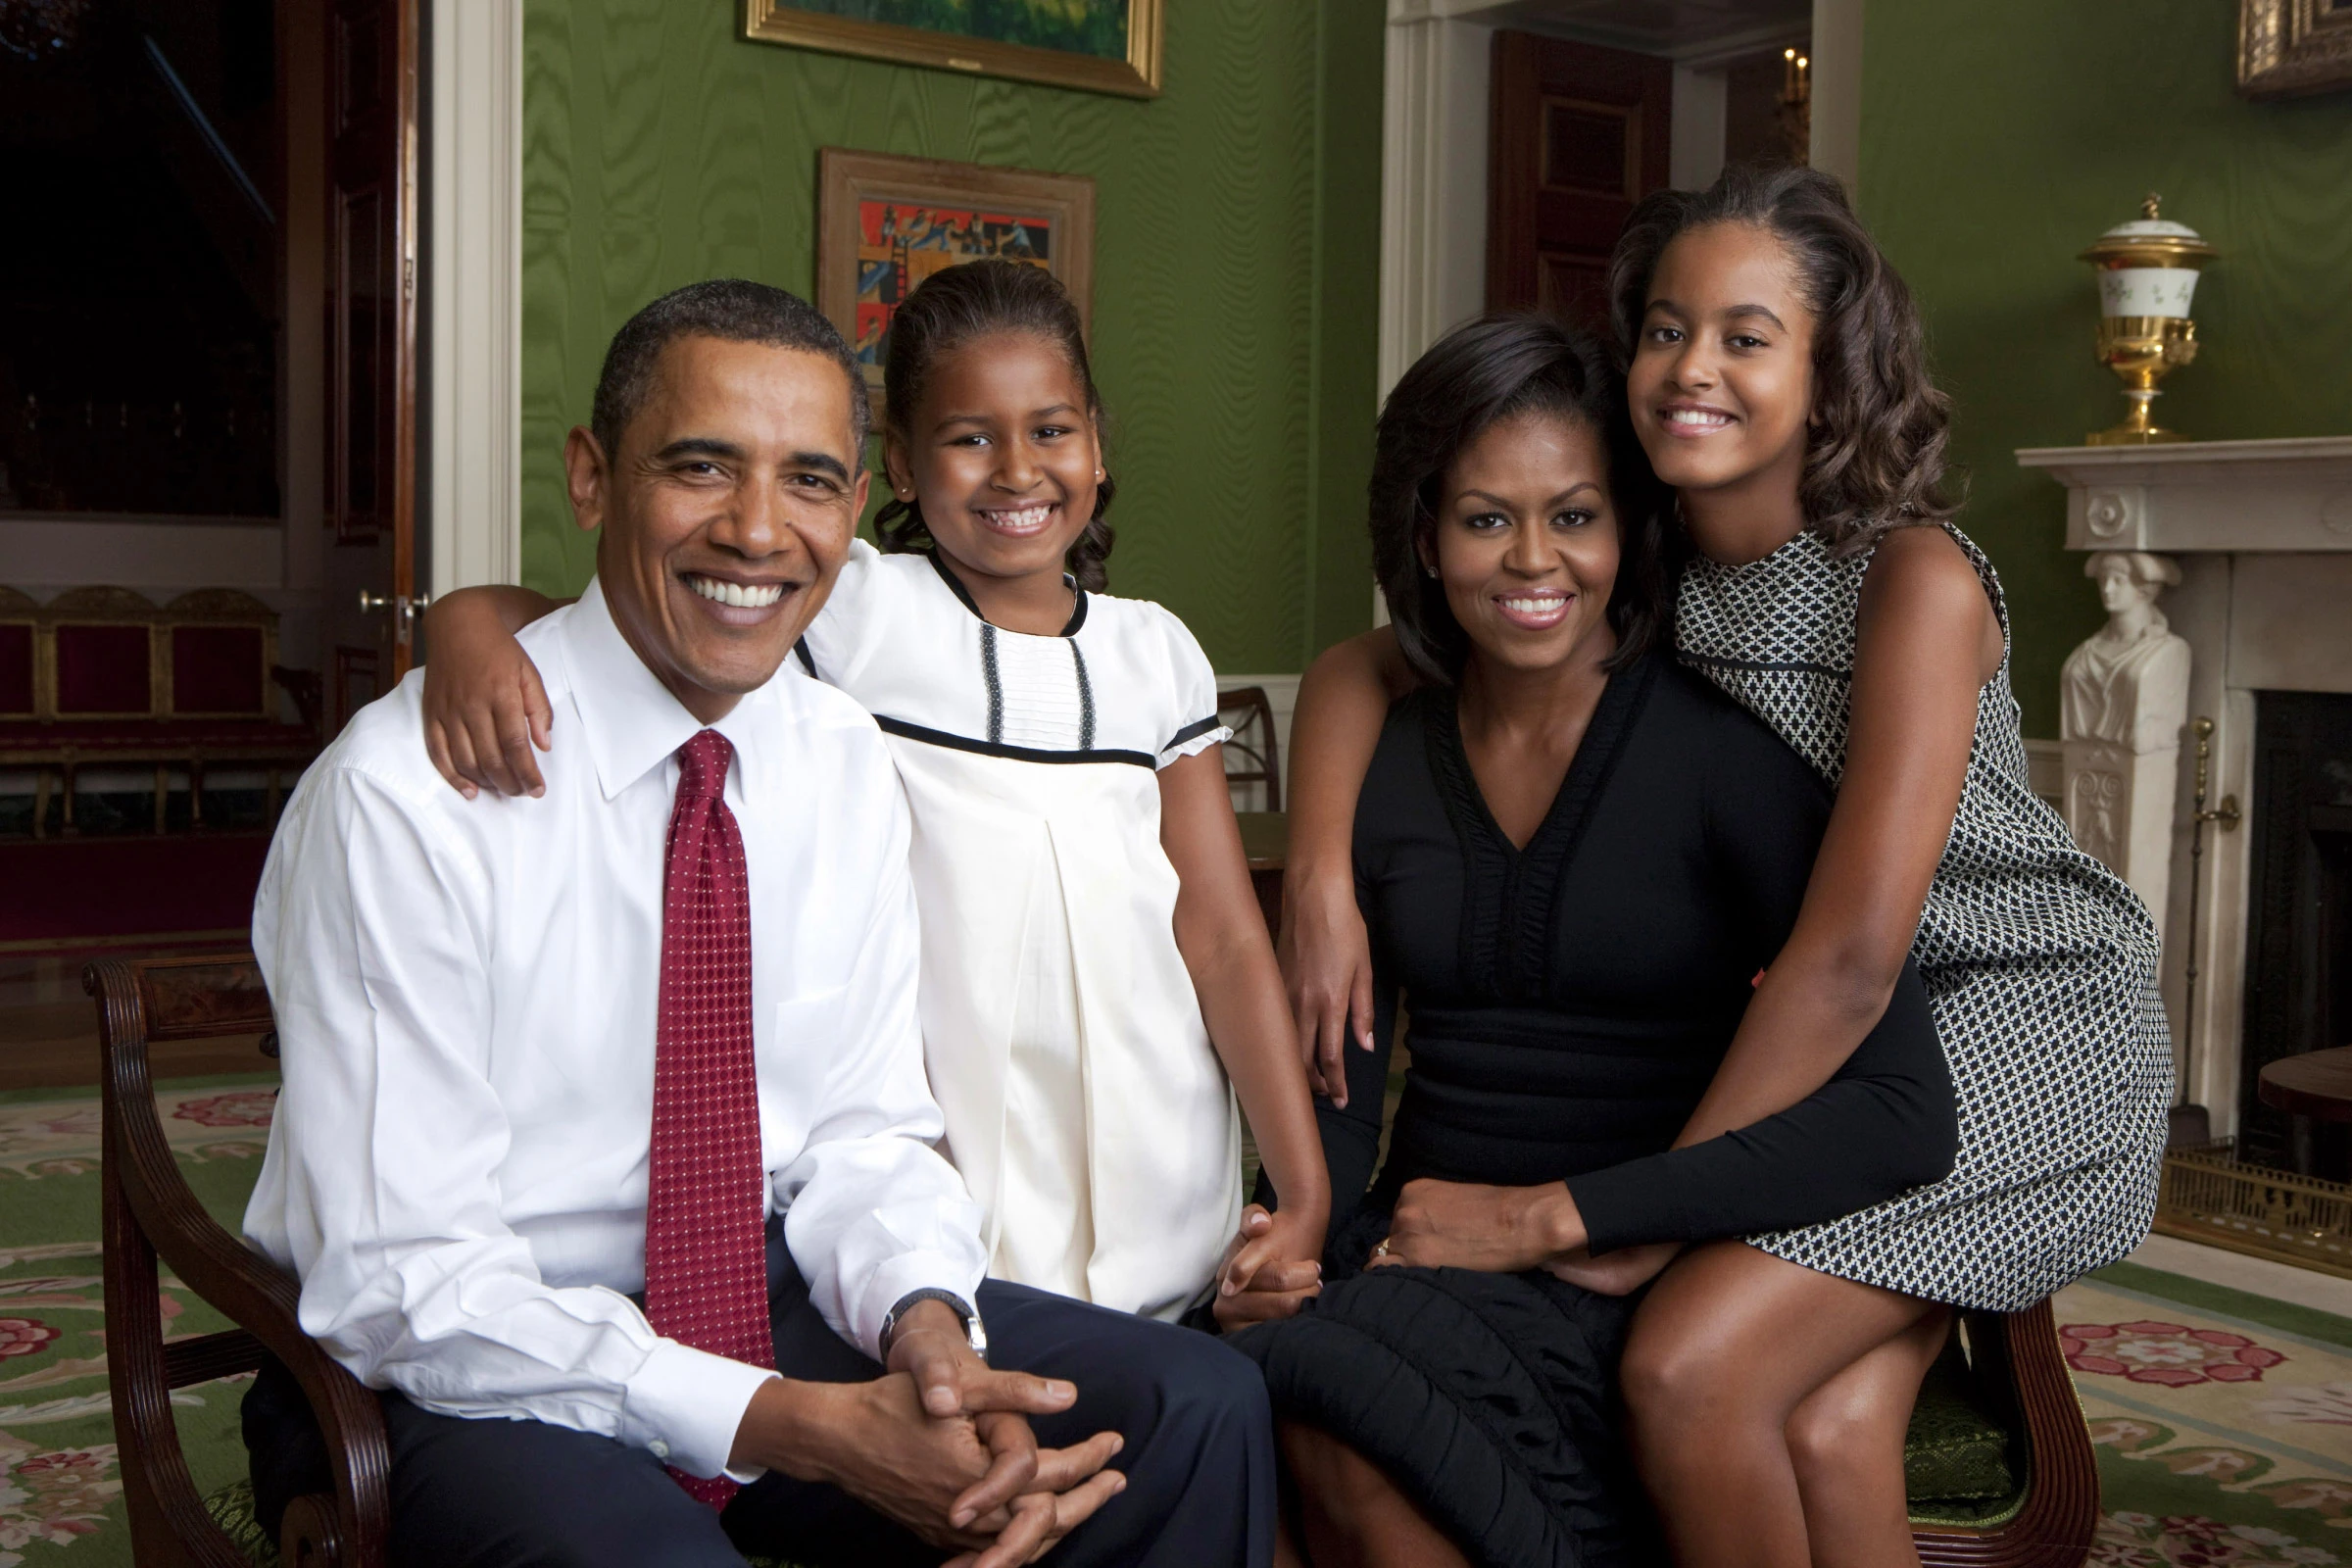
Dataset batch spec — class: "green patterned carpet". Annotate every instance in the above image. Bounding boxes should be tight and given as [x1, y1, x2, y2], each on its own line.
[0, 1075, 275, 1564]
[1, 1075, 2348, 1565]
[2062, 1263, 2352, 1564]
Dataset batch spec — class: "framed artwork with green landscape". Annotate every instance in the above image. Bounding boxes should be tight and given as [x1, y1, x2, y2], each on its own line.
[744, 0, 1164, 98]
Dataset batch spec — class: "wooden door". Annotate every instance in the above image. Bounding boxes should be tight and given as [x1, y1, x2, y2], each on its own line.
[318, 0, 419, 733]
[1486, 31, 1672, 327]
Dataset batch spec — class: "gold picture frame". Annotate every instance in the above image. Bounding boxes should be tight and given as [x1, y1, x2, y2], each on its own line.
[816, 149, 1097, 421]
[2239, 0, 2352, 98]
[745, 0, 1163, 99]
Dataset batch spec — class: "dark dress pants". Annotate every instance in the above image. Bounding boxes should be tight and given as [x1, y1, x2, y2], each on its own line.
[245, 1230, 1276, 1568]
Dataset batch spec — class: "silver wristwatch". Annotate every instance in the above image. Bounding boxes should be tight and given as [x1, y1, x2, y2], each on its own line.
[879, 1289, 987, 1363]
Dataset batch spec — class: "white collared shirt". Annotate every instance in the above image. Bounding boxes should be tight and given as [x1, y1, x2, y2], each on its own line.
[243, 579, 987, 1482]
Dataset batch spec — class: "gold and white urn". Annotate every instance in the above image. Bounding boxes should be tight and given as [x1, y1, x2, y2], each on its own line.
[2079, 195, 2218, 446]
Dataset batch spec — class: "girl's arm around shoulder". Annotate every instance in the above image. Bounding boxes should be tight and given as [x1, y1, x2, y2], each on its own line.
[1824, 523, 2004, 991]
[1665, 525, 1999, 1152]
[419, 587, 566, 800]
[1283, 626, 1421, 1103]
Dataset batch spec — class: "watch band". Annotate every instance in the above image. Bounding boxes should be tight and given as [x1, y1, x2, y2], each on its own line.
[879, 1289, 984, 1362]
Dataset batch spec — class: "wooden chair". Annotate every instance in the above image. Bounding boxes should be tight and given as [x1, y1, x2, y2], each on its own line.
[89, 953, 390, 1566]
[1909, 1301, 2100, 1566]
[1217, 686, 1282, 811]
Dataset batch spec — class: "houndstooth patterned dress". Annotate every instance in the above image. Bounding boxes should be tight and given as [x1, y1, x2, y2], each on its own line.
[1675, 523, 2175, 1312]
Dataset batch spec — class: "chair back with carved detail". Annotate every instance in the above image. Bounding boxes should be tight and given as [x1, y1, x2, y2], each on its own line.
[88, 954, 389, 1567]
[1217, 686, 1281, 811]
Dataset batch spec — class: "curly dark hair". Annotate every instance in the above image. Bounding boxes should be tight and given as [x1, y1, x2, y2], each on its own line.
[1370, 313, 1673, 686]
[1607, 164, 1956, 552]
[872, 260, 1115, 592]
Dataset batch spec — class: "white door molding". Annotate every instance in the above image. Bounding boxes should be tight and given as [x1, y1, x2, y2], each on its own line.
[1379, 3, 1494, 402]
[429, 0, 523, 594]
[1807, 0, 1862, 189]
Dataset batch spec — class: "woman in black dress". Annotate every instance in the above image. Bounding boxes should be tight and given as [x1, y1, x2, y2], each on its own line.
[1232, 316, 1956, 1568]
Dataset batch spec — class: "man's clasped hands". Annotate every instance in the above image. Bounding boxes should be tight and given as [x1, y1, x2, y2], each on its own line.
[726, 1215, 1319, 1568]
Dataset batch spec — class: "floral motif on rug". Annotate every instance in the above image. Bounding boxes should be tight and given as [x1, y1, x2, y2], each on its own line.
[2061, 1274, 2352, 1567]
[2066, 1319, 2290, 1385]
[0, 1079, 272, 1564]
[0, 1087, 273, 1181]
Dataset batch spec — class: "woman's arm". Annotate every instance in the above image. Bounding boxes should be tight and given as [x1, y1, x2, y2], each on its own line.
[1674, 527, 1997, 1148]
[1379, 960, 1958, 1283]
[419, 586, 566, 799]
[1158, 747, 1333, 1324]
[1282, 626, 1419, 1103]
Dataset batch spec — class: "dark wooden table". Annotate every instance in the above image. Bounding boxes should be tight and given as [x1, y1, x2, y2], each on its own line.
[2257, 1046, 2352, 1174]
[1236, 811, 1286, 936]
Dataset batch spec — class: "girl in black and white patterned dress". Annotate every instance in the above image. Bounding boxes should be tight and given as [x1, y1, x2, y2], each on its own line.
[1282, 167, 2169, 1567]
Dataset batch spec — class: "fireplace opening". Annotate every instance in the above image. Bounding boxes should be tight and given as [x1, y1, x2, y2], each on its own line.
[2238, 691, 2352, 1179]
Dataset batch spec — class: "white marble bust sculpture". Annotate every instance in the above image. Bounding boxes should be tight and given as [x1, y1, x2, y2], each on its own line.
[2061, 552, 2191, 753]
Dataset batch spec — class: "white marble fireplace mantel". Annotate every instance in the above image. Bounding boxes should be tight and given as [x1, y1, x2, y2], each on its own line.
[2019, 435, 2352, 1139]
[2018, 436, 2352, 554]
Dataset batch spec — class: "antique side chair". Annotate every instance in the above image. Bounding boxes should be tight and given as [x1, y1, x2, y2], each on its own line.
[88, 954, 388, 1567]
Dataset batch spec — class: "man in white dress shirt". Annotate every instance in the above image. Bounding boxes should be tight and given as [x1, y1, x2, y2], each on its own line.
[240, 281, 1275, 1566]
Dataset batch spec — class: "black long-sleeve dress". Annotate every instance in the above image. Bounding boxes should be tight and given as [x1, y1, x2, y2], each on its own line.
[1232, 655, 1957, 1568]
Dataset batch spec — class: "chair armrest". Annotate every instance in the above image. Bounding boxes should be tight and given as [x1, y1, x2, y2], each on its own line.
[88, 960, 390, 1567]
[1915, 1299, 2099, 1568]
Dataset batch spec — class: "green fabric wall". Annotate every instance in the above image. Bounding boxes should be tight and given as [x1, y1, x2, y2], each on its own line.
[1858, 2, 2352, 736]
[520, 0, 1382, 672]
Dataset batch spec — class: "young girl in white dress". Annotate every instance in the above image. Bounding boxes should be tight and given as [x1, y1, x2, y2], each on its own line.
[417, 261, 1329, 1329]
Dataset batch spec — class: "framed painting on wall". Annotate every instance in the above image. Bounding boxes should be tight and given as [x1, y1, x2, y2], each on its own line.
[2238, 0, 2352, 97]
[745, 0, 1163, 99]
[816, 149, 1096, 420]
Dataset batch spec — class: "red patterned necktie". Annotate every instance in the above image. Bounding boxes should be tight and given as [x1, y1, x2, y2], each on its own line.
[644, 729, 772, 1508]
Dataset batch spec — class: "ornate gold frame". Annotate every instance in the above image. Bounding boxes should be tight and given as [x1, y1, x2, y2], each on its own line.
[816, 148, 1096, 419]
[2238, 0, 2352, 98]
[744, 0, 1162, 99]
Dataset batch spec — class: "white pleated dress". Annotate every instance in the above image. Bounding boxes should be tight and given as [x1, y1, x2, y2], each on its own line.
[797, 541, 1241, 1321]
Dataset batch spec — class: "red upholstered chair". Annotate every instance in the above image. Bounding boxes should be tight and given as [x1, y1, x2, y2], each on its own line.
[50, 587, 160, 718]
[0, 587, 322, 837]
[172, 624, 270, 718]
[161, 590, 318, 827]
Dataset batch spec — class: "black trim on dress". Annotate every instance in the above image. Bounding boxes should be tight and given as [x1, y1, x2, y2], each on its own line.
[981, 624, 1004, 744]
[1071, 644, 1097, 750]
[928, 548, 1089, 637]
[873, 715, 1155, 769]
[1164, 714, 1222, 751]
[1421, 656, 1658, 1001]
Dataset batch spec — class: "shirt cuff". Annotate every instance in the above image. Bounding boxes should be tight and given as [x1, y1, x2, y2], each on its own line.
[619, 1338, 778, 1481]
[1564, 1161, 1692, 1257]
[853, 1250, 990, 1363]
